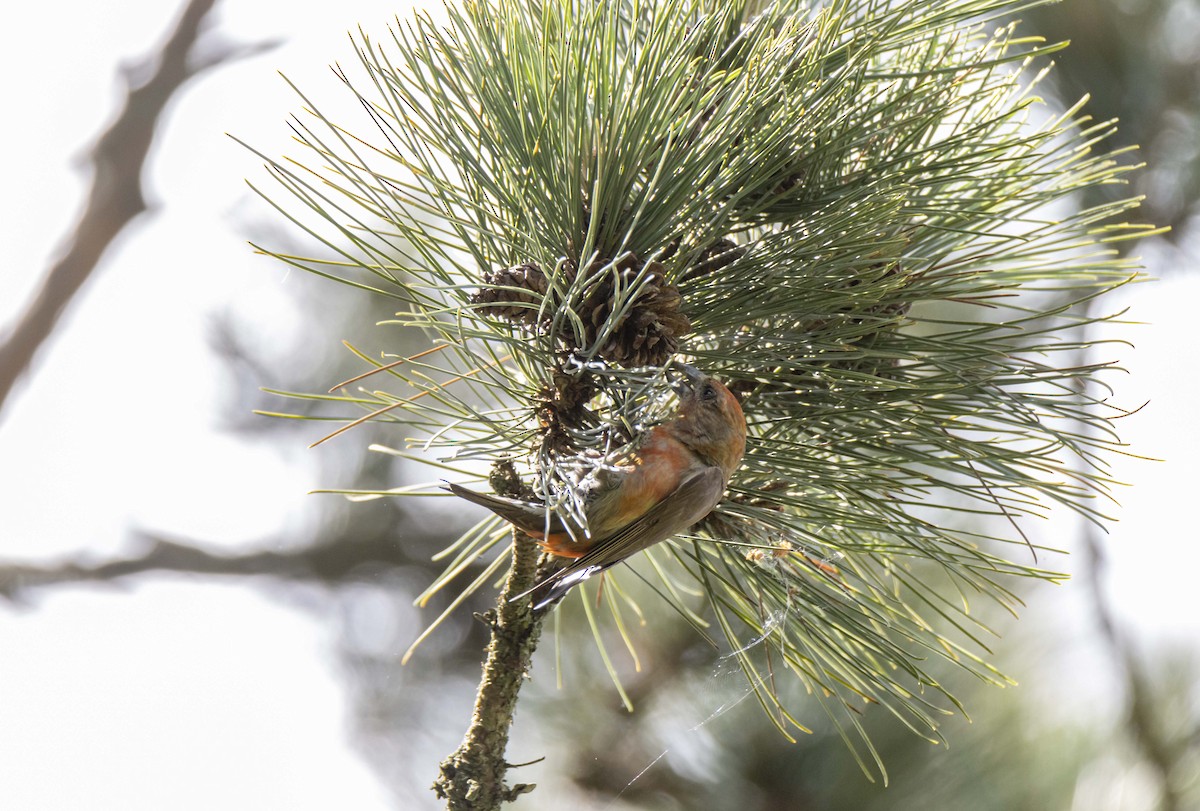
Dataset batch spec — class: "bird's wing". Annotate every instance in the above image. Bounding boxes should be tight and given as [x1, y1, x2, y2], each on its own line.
[575, 465, 725, 568]
[442, 481, 566, 537]
[528, 465, 726, 608]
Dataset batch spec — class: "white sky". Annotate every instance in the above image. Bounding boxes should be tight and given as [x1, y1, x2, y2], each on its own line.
[0, 2, 1197, 808]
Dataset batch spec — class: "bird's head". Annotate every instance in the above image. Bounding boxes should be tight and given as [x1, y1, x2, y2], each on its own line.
[669, 363, 746, 476]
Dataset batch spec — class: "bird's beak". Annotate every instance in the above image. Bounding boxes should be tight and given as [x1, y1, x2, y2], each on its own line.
[670, 362, 705, 395]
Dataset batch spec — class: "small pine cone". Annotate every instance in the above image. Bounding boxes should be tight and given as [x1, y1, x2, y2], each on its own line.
[471, 263, 549, 324]
[681, 237, 745, 283]
[534, 363, 601, 453]
[550, 367, 595, 413]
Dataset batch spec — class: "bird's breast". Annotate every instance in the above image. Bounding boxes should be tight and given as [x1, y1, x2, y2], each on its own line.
[588, 428, 694, 539]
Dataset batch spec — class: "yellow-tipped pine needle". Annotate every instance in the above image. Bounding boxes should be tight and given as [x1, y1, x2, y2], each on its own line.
[310, 353, 512, 448]
[328, 342, 452, 392]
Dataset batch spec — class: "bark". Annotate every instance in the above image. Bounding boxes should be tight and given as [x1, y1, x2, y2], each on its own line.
[433, 536, 547, 809]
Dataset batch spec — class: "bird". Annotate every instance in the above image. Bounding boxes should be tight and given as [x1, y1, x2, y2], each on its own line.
[445, 364, 746, 609]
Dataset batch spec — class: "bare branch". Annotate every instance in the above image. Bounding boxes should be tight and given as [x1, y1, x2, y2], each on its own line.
[1080, 524, 1188, 811]
[0, 0, 271, 416]
[0, 530, 424, 603]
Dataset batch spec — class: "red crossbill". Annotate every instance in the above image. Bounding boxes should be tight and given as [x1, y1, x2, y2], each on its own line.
[446, 365, 746, 608]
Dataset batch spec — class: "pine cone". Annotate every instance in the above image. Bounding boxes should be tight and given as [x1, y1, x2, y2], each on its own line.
[580, 256, 691, 368]
[536, 366, 599, 455]
[472, 253, 690, 369]
[471, 263, 550, 324]
[681, 237, 746, 283]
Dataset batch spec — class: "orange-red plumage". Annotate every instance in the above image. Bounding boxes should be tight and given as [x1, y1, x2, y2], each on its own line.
[446, 365, 746, 607]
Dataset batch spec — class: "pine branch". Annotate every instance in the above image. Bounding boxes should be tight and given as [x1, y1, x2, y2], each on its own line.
[244, 0, 1149, 791]
[433, 534, 546, 809]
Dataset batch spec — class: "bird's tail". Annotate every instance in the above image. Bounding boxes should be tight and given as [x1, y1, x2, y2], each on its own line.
[522, 561, 617, 611]
[444, 480, 610, 610]
[442, 481, 565, 536]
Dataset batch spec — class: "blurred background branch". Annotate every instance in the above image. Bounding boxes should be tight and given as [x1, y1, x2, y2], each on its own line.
[1035, 2, 1200, 805]
[0, 527, 430, 604]
[0, 0, 275, 416]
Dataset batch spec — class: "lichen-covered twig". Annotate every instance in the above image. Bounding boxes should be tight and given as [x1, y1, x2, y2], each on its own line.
[433, 535, 547, 810]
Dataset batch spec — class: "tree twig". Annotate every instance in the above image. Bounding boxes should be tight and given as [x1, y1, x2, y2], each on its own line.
[0, 530, 426, 602]
[1079, 523, 1185, 811]
[0, 0, 272, 416]
[433, 536, 547, 809]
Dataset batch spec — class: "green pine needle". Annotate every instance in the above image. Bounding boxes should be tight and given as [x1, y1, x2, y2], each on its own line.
[247, 0, 1147, 775]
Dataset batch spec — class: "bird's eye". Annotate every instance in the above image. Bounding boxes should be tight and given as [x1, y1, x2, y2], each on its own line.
[701, 383, 717, 401]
